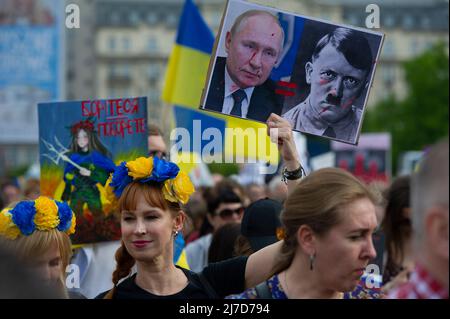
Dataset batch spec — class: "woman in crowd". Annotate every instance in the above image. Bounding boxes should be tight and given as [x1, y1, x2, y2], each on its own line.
[381, 175, 413, 289]
[228, 168, 382, 299]
[99, 156, 282, 299]
[208, 222, 241, 263]
[0, 196, 77, 298]
[227, 114, 382, 299]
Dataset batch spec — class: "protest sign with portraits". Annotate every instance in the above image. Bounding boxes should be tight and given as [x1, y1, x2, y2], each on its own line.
[200, 0, 384, 145]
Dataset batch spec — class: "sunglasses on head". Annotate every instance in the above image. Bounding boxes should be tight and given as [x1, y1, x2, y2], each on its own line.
[216, 207, 244, 219]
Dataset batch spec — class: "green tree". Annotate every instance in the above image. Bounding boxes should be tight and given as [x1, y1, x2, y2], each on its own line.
[363, 43, 449, 174]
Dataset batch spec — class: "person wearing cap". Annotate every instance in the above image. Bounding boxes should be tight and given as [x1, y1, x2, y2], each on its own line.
[235, 198, 283, 256]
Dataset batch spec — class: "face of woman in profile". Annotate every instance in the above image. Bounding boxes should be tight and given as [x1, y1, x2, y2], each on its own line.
[31, 241, 63, 286]
[121, 191, 178, 262]
[314, 197, 378, 292]
[76, 129, 89, 151]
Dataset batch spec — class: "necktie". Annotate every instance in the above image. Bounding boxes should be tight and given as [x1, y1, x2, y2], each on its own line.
[324, 126, 336, 138]
[231, 89, 246, 117]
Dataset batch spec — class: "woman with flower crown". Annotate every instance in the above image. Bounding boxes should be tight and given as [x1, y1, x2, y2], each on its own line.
[96, 149, 288, 299]
[95, 111, 310, 299]
[0, 196, 77, 298]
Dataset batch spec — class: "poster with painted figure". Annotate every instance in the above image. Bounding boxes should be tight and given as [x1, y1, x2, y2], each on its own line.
[38, 97, 148, 244]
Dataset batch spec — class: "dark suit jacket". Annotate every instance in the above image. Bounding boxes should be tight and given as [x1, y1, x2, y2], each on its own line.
[203, 57, 283, 122]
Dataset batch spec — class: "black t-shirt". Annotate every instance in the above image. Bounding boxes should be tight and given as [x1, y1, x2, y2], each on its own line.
[96, 256, 248, 299]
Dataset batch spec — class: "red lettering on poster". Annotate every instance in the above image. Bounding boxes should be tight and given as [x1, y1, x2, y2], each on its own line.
[80, 98, 140, 119]
[79, 98, 145, 138]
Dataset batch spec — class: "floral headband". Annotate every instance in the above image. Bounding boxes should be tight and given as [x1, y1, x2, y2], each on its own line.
[69, 118, 95, 135]
[108, 156, 195, 205]
[0, 196, 76, 240]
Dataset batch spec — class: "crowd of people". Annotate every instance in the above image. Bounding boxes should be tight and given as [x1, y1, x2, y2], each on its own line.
[0, 116, 448, 300]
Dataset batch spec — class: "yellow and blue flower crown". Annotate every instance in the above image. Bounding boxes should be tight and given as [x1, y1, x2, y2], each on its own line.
[108, 156, 195, 205]
[0, 196, 76, 240]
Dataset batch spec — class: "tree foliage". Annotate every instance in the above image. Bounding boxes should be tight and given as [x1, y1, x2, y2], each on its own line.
[363, 43, 449, 173]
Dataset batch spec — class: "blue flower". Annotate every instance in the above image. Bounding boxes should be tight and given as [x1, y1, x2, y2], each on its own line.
[56, 201, 73, 232]
[11, 201, 36, 236]
[145, 156, 179, 183]
[110, 162, 133, 197]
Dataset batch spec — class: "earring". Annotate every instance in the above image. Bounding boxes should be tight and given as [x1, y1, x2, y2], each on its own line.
[173, 230, 179, 236]
[309, 254, 315, 271]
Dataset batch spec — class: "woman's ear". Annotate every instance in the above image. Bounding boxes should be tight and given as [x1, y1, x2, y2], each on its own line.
[174, 210, 186, 232]
[297, 225, 316, 256]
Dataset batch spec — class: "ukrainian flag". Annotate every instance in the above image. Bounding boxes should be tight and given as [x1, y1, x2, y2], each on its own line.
[163, 0, 279, 166]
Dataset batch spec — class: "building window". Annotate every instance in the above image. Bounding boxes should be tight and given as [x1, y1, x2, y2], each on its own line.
[148, 89, 160, 105]
[147, 12, 158, 25]
[147, 37, 158, 53]
[402, 15, 414, 30]
[166, 13, 178, 27]
[123, 37, 131, 52]
[111, 12, 121, 25]
[147, 64, 160, 80]
[382, 66, 395, 89]
[108, 35, 116, 51]
[347, 14, 359, 26]
[117, 64, 130, 77]
[129, 11, 140, 26]
[108, 88, 117, 98]
[384, 14, 395, 28]
[421, 16, 431, 29]
[383, 39, 395, 58]
[109, 64, 130, 79]
[410, 38, 419, 55]
[109, 65, 116, 77]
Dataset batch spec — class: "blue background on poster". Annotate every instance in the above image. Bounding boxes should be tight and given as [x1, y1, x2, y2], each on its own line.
[38, 97, 149, 166]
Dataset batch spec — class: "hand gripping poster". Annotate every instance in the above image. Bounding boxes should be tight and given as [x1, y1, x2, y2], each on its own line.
[38, 97, 148, 244]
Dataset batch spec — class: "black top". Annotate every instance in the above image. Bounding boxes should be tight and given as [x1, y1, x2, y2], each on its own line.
[96, 256, 248, 299]
[203, 57, 284, 123]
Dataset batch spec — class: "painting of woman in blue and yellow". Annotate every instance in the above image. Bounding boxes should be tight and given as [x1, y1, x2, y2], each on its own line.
[61, 119, 115, 223]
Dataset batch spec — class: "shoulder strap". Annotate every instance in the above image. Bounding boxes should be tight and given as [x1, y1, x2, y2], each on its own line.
[255, 281, 272, 299]
[197, 271, 220, 299]
[181, 268, 219, 299]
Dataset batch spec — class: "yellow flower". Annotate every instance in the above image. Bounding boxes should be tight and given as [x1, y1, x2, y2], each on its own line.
[126, 157, 154, 180]
[163, 180, 178, 203]
[172, 171, 195, 204]
[66, 213, 76, 235]
[34, 196, 60, 231]
[0, 208, 20, 240]
[104, 175, 118, 209]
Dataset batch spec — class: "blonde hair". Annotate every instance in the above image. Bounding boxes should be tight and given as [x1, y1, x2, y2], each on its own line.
[0, 229, 72, 298]
[273, 168, 375, 274]
[104, 182, 182, 299]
